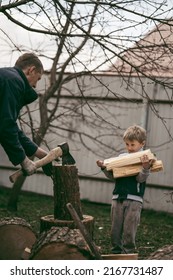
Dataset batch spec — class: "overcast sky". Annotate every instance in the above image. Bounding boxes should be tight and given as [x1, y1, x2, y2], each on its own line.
[0, 0, 173, 71]
[0, 12, 51, 68]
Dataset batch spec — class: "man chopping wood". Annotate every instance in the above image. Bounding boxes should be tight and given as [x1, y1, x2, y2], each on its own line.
[0, 52, 52, 177]
[96, 125, 154, 255]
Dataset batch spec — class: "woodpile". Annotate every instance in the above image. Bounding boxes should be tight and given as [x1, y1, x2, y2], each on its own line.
[0, 165, 97, 260]
[104, 149, 163, 178]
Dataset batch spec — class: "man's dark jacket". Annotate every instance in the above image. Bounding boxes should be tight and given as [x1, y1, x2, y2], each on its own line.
[0, 66, 38, 165]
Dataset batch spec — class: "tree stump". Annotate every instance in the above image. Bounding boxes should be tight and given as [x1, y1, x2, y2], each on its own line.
[40, 165, 95, 238]
[40, 214, 94, 237]
[30, 226, 94, 260]
[148, 245, 173, 260]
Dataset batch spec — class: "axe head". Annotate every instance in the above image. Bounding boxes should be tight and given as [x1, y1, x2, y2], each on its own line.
[58, 142, 76, 165]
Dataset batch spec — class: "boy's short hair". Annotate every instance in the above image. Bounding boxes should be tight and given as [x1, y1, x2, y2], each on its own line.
[15, 52, 43, 72]
[123, 125, 146, 143]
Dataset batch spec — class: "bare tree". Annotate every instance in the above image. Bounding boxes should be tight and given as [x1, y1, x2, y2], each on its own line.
[0, 0, 173, 209]
[1, 0, 172, 144]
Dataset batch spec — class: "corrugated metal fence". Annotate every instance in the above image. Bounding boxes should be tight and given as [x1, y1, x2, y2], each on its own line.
[1, 73, 173, 213]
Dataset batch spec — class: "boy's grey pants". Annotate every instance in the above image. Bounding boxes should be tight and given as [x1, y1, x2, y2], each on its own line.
[111, 199, 142, 254]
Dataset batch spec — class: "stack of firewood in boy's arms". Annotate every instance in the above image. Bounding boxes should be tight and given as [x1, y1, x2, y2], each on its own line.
[104, 149, 163, 178]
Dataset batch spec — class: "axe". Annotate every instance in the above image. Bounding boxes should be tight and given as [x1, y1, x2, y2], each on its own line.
[9, 142, 75, 183]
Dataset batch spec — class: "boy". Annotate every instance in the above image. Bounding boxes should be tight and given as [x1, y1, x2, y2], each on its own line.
[96, 125, 153, 254]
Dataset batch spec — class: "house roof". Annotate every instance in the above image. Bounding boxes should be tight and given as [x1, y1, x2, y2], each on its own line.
[109, 20, 173, 78]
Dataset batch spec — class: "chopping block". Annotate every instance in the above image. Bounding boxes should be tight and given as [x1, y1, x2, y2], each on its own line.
[40, 165, 94, 237]
[32, 164, 96, 260]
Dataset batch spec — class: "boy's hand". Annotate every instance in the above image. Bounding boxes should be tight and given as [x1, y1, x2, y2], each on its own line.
[96, 160, 106, 169]
[140, 155, 154, 170]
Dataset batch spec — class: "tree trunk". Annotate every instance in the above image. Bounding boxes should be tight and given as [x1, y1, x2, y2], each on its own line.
[40, 165, 95, 238]
[7, 174, 26, 211]
[53, 165, 83, 220]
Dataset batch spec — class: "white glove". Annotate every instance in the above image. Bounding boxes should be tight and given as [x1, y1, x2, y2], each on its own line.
[21, 157, 37, 176]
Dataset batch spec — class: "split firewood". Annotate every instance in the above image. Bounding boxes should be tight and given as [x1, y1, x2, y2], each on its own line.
[104, 149, 156, 171]
[112, 160, 163, 178]
[103, 149, 163, 178]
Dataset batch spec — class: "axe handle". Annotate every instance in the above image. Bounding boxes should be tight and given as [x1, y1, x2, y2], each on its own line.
[9, 147, 63, 183]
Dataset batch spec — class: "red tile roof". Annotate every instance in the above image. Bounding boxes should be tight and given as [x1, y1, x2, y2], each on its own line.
[110, 21, 173, 77]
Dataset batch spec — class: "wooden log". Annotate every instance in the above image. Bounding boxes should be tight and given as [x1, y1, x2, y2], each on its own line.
[102, 253, 138, 260]
[40, 165, 95, 239]
[112, 160, 164, 178]
[0, 217, 36, 260]
[40, 214, 95, 238]
[53, 165, 83, 220]
[104, 149, 156, 171]
[30, 226, 94, 260]
[148, 245, 173, 260]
